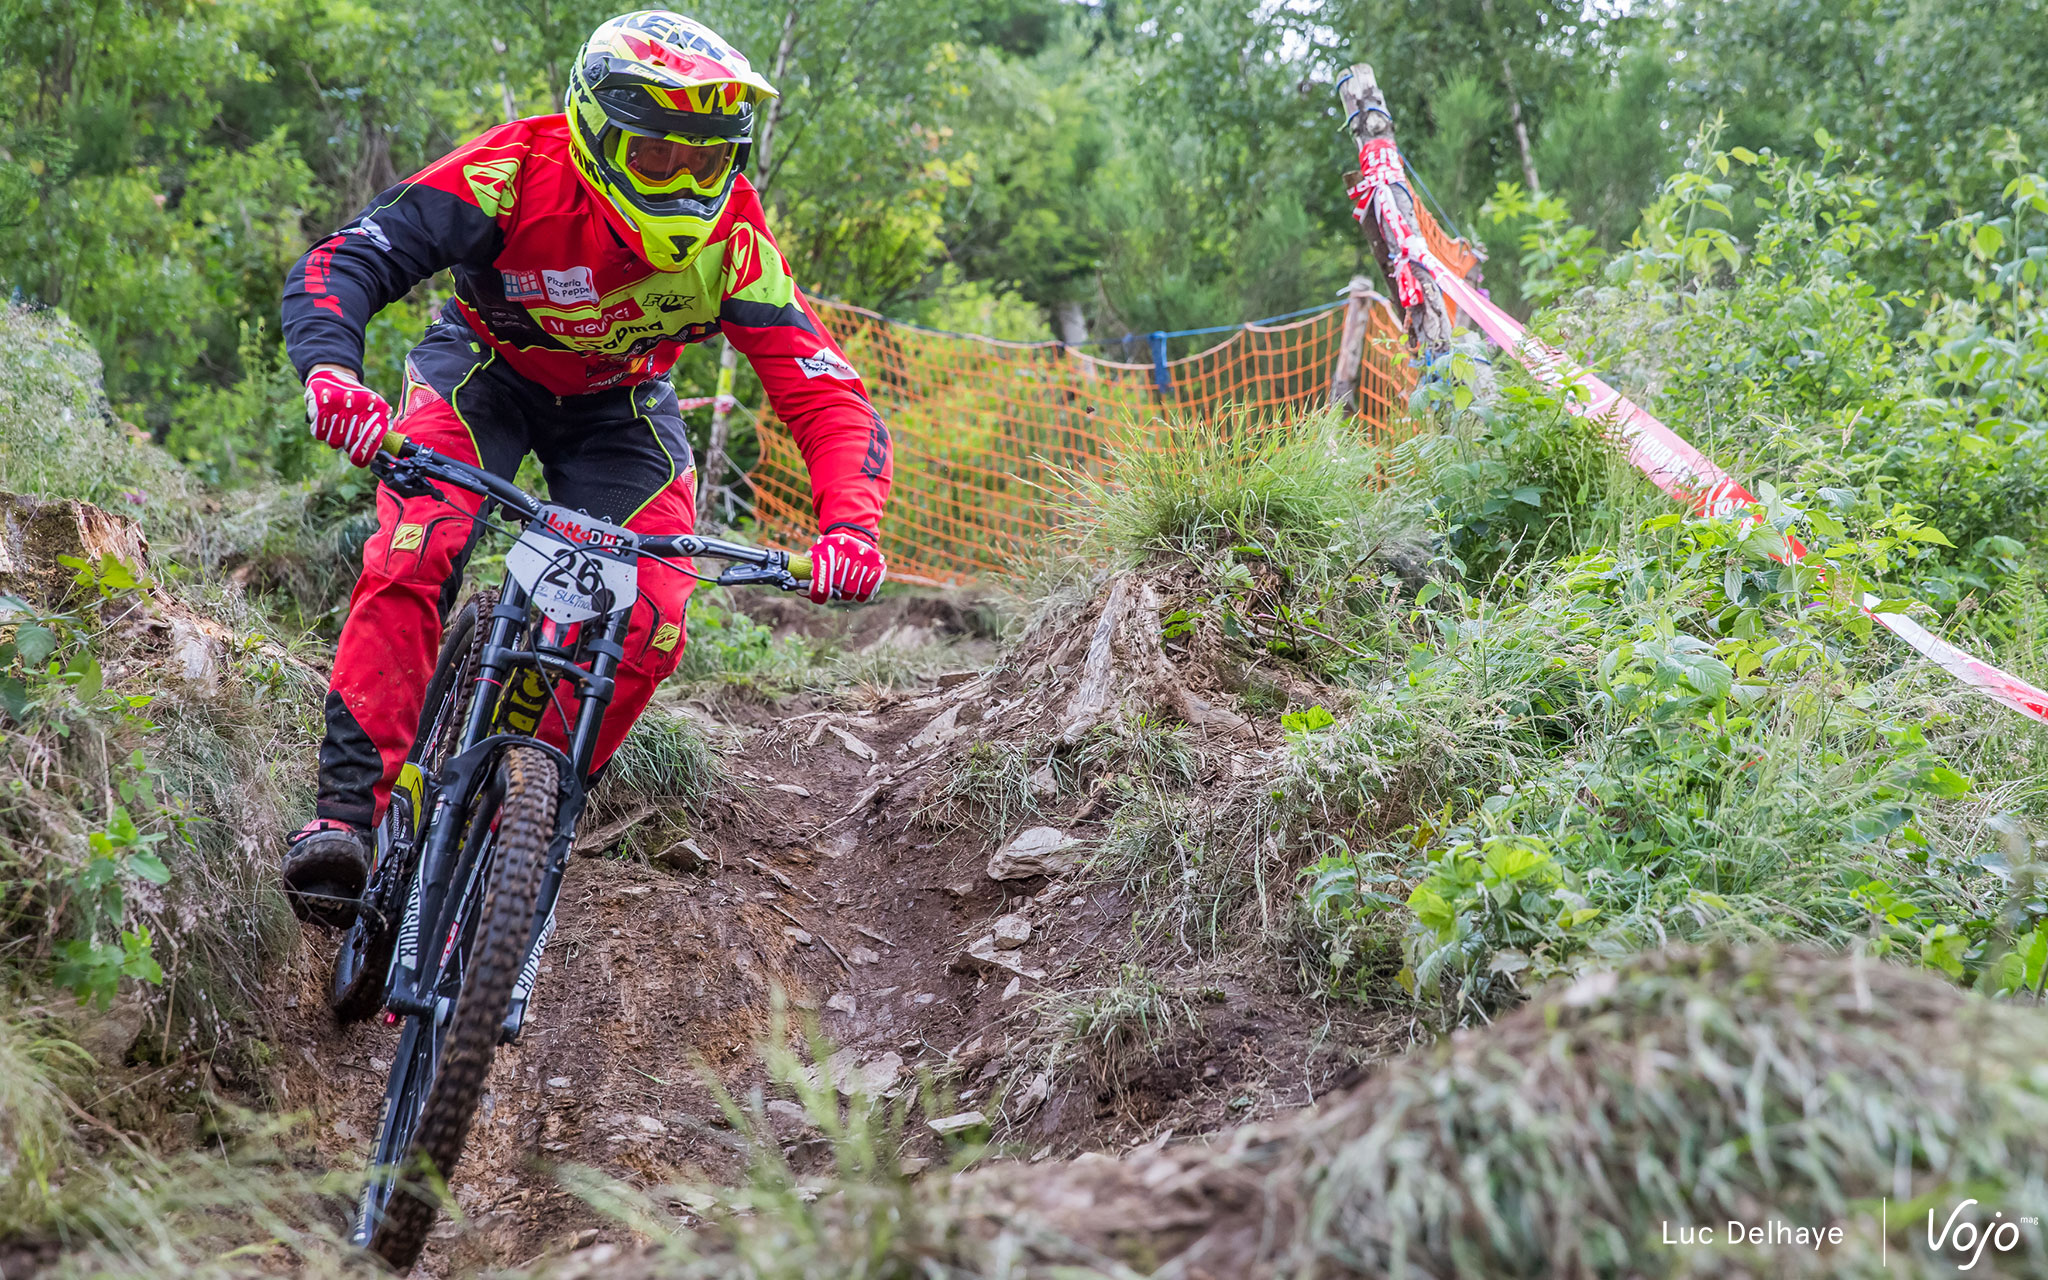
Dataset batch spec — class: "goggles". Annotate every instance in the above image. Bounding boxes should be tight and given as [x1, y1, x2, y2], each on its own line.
[618, 132, 735, 196]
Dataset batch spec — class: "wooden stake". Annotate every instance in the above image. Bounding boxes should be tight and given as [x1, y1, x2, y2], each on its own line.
[1328, 274, 1378, 411]
[1338, 64, 1453, 359]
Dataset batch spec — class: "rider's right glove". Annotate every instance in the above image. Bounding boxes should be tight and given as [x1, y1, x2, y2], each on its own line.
[304, 364, 393, 467]
[807, 527, 886, 605]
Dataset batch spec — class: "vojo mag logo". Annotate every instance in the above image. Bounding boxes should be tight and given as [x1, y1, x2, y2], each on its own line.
[1657, 1196, 2036, 1271]
[1926, 1199, 2029, 1272]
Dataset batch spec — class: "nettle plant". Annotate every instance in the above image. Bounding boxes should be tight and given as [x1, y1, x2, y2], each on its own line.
[2, 555, 187, 1008]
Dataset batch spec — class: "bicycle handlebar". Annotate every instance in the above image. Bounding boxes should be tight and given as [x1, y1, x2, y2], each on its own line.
[372, 431, 812, 583]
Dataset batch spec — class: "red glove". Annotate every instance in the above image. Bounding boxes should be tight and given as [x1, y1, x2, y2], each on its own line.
[807, 527, 885, 604]
[304, 365, 392, 467]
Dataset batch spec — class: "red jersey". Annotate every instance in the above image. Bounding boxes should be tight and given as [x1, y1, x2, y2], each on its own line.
[282, 115, 890, 535]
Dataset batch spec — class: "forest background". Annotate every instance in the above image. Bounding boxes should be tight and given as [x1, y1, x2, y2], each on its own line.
[8, 0, 2048, 488]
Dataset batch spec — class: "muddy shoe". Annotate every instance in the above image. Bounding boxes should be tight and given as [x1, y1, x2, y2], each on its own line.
[283, 819, 370, 927]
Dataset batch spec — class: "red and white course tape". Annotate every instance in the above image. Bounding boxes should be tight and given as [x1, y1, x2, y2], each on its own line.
[1351, 150, 2048, 726]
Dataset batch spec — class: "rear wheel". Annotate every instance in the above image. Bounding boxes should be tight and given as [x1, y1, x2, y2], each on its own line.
[332, 591, 497, 1024]
[355, 744, 558, 1272]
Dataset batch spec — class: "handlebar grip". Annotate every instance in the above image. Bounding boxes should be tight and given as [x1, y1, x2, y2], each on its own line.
[379, 430, 409, 457]
[787, 554, 813, 580]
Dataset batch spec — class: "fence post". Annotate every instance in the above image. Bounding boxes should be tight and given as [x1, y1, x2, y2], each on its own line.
[1338, 63, 1452, 360]
[1328, 275, 1376, 412]
[1149, 331, 1172, 395]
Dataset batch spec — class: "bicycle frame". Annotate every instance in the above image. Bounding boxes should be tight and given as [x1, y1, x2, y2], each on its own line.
[363, 433, 809, 1039]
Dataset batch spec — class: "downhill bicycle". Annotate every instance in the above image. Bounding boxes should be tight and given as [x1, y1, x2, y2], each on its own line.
[326, 431, 813, 1270]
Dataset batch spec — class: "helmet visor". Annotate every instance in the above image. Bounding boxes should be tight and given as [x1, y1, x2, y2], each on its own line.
[622, 134, 734, 195]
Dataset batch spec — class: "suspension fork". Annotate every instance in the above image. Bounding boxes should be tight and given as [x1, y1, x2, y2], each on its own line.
[394, 580, 529, 1011]
[499, 603, 630, 1042]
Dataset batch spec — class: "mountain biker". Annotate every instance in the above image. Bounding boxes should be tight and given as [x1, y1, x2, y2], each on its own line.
[277, 10, 891, 925]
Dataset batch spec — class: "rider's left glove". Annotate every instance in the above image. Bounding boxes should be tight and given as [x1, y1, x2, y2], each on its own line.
[304, 364, 392, 467]
[807, 527, 886, 604]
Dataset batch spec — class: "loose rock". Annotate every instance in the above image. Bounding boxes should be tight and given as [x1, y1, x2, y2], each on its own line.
[826, 723, 878, 762]
[992, 913, 1032, 949]
[988, 826, 1080, 880]
[909, 703, 962, 750]
[654, 837, 710, 872]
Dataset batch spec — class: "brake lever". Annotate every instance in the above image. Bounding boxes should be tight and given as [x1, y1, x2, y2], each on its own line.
[714, 563, 805, 591]
[370, 452, 444, 502]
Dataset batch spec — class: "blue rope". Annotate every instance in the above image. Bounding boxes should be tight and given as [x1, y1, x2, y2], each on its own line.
[827, 297, 1348, 349]
[1145, 298, 1348, 341]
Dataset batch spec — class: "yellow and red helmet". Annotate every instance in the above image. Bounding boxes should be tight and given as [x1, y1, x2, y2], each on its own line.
[565, 12, 777, 272]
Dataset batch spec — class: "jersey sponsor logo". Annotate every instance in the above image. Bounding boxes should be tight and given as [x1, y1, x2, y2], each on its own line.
[860, 412, 891, 480]
[796, 349, 860, 381]
[538, 298, 645, 337]
[391, 523, 426, 552]
[542, 507, 630, 549]
[641, 291, 698, 312]
[463, 157, 520, 217]
[502, 268, 545, 301]
[724, 224, 764, 295]
[341, 217, 392, 250]
[543, 266, 600, 306]
[650, 621, 681, 652]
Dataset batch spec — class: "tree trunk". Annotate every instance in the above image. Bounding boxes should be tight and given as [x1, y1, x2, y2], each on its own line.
[752, 6, 800, 192]
[697, 6, 798, 526]
[1480, 0, 1542, 194]
[1055, 298, 1088, 347]
[696, 342, 740, 519]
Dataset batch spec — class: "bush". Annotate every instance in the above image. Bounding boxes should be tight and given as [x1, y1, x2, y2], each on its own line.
[1293, 508, 2048, 1022]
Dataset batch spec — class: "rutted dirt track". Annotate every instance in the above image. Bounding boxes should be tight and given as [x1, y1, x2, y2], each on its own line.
[262, 592, 1397, 1275]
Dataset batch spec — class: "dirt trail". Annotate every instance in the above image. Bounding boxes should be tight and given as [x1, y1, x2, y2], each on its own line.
[261, 595, 1394, 1275]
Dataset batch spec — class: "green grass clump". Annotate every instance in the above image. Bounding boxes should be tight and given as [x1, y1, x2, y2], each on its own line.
[0, 1013, 88, 1234]
[919, 738, 1045, 838]
[1033, 964, 1195, 1093]
[1289, 946, 2048, 1278]
[601, 701, 726, 811]
[1063, 407, 1415, 566]
[1, 560, 316, 1052]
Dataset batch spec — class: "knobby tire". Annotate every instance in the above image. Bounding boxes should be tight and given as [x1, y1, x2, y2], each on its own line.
[332, 589, 498, 1024]
[362, 744, 558, 1272]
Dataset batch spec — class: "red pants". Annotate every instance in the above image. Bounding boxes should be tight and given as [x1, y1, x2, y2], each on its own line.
[317, 323, 698, 828]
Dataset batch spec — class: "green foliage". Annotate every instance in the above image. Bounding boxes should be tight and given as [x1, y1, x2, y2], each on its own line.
[1, 560, 312, 1037]
[1427, 376, 1635, 582]
[2, 584, 179, 1007]
[1290, 504, 2047, 1021]
[0, 306, 184, 508]
[1482, 184, 1605, 307]
[671, 594, 817, 693]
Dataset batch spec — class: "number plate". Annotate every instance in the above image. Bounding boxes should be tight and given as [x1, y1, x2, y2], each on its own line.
[506, 507, 639, 624]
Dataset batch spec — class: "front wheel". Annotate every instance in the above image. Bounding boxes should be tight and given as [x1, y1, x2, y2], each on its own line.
[355, 745, 557, 1272]
[332, 590, 497, 1025]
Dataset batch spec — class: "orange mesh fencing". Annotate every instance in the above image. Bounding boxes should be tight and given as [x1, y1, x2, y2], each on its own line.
[744, 210, 1484, 585]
